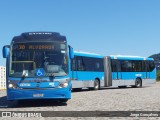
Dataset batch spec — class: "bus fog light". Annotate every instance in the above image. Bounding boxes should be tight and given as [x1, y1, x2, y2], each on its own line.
[8, 84, 13, 88]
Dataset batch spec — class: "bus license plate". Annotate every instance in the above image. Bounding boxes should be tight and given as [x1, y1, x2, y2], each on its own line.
[33, 93, 44, 97]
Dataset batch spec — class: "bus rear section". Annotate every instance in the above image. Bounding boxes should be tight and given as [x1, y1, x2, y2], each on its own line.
[103, 55, 156, 88]
[71, 54, 156, 91]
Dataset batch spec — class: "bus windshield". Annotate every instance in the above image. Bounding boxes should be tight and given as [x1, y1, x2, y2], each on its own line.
[10, 42, 68, 77]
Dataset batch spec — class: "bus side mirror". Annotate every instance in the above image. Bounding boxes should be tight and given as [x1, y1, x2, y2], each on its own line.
[2, 45, 10, 58]
[68, 45, 74, 59]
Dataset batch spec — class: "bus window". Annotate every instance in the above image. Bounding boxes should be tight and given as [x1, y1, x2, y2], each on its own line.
[132, 60, 142, 72]
[111, 60, 117, 72]
[94, 58, 103, 72]
[121, 60, 132, 72]
[148, 61, 155, 72]
[77, 57, 85, 71]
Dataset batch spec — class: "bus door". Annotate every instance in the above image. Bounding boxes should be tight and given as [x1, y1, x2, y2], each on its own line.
[142, 60, 150, 79]
[104, 56, 112, 87]
[71, 58, 78, 80]
[71, 58, 81, 89]
[145, 61, 150, 79]
[111, 59, 122, 80]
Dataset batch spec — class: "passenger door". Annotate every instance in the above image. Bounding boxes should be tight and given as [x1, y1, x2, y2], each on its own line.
[146, 61, 150, 79]
[111, 59, 122, 80]
[71, 58, 78, 80]
[143, 60, 150, 79]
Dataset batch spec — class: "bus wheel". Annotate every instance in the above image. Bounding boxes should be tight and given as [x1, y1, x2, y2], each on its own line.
[118, 86, 127, 88]
[72, 88, 82, 92]
[93, 79, 100, 90]
[135, 78, 142, 88]
[59, 99, 68, 103]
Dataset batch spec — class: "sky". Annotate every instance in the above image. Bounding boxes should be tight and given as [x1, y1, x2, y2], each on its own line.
[0, 0, 160, 66]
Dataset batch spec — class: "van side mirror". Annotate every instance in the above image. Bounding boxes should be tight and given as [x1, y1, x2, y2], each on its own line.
[68, 45, 74, 59]
[2, 45, 10, 58]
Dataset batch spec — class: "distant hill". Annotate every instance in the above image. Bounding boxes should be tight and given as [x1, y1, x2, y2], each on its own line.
[149, 53, 160, 70]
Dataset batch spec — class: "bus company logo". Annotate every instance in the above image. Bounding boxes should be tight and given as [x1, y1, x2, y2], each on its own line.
[2, 112, 11, 117]
[20, 83, 31, 87]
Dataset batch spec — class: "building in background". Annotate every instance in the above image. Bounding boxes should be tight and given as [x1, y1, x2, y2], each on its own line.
[0, 66, 6, 90]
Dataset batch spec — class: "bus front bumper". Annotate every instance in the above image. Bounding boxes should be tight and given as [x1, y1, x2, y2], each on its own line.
[7, 87, 71, 101]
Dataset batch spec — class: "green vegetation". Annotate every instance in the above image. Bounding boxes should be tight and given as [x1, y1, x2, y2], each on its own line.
[156, 70, 160, 82]
[149, 53, 160, 71]
[149, 53, 160, 82]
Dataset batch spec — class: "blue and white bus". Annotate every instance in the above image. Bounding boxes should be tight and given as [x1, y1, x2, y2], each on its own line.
[71, 52, 156, 90]
[2, 32, 74, 103]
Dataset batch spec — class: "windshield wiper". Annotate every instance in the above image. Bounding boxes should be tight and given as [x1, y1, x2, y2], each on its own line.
[49, 75, 55, 82]
[22, 70, 28, 77]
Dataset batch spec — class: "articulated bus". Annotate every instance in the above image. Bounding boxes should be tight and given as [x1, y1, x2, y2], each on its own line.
[2, 32, 156, 102]
[71, 51, 156, 90]
[2, 32, 74, 103]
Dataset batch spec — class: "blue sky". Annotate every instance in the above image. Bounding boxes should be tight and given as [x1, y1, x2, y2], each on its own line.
[0, 0, 160, 66]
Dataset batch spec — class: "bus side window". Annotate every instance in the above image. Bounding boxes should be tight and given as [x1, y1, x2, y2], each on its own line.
[117, 60, 121, 72]
[82, 57, 93, 71]
[111, 59, 121, 72]
[95, 62, 100, 71]
[142, 61, 146, 72]
[145, 61, 150, 72]
[149, 61, 155, 72]
[132, 60, 142, 72]
[94, 58, 103, 71]
[121, 60, 126, 72]
[111, 60, 117, 72]
[142, 60, 155, 72]
[121, 60, 132, 72]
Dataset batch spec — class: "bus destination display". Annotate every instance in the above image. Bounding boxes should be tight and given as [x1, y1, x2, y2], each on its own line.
[13, 43, 54, 50]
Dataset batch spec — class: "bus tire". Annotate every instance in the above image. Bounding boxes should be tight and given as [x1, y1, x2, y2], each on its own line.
[72, 88, 82, 92]
[118, 86, 127, 88]
[135, 78, 142, 88]
[59, 99, 68, 103]
[93, 79, 100, 90]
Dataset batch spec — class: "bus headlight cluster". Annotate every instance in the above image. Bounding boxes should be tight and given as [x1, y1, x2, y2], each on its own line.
[8, 83, 14, 88]
[59, 82, 68, 88]
[8, 81, 17, 89]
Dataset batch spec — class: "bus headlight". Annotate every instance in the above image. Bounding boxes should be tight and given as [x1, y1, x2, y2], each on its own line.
[8, 83, 14, 88]
[59, 82, 68, 88]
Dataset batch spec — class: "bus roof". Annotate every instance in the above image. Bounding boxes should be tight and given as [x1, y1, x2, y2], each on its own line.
[73, 52, 153, 60]
[12, 32, 66, 43]
[74, 51, 104, 58]
[110, 55, 153, 60]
